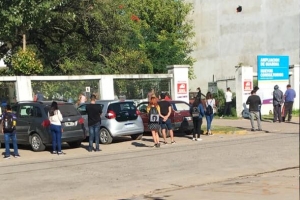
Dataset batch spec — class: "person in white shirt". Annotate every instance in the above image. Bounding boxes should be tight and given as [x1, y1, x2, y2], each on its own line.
[223, 87, 233, 116]
[48, 101, 64, 155]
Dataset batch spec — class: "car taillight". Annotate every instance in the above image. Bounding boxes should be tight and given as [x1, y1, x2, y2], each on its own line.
[136, 110, 140, 115]
[42, 119, 50, 127]
[106, 110, 116, 119]
[78, 118, 84, 124]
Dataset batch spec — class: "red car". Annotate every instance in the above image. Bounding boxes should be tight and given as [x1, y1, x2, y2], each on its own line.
[137, 100, 194, 137]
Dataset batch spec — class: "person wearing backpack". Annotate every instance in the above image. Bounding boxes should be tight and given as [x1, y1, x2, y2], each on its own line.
[205, 92, 216, 136]
[190, 98, 205, 141]
[1, 105, 19, 159]
[147, 96, 163, 148]
[48, 101, 64, 155]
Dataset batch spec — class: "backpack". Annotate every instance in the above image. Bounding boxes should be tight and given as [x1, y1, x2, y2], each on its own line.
[191, 106, 200, 117]
[206, 100, 213, 115]
[3, 112, 16, 133]
[149, 106, 159, 123]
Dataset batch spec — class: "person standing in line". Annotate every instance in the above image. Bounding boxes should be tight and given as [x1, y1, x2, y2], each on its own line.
[1, 105, 19, 159]
[283, 84, 296, 122]
[246, 90, 262, 131]
[79, 92, 87, 104]
[147, 88, 155, 102]
[86, 94, 102, 152]
[190, 98, 205, 141]
[48, 101, 64, 155]
[223, 87, 233, 117]
[272, 85, 283, 123]
[254, 86, 262, 120]
[158, 93, 176, 144]
[205, 92, 216, 136]
[196, 87, 202, 100]
[147, 97, 163, 148]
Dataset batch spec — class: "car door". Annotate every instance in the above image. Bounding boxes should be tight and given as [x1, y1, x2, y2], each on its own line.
[137, 102, 149, 131]
[15, 104, 33, 143]
[77, 104, 88, 133]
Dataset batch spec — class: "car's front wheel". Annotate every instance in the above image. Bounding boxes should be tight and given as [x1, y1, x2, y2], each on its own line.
[67, 141, 82, 148]
[30, 133, 46, 152]
[100, 128, 113, 144]
[131, 133, 143, 140]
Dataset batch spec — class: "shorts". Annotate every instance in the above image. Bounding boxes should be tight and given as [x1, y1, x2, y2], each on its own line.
[160, 118, 172, 130]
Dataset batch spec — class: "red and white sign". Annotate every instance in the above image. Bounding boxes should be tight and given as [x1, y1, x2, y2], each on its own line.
[243, 80, 252, 91]
[177, 82, 187, 94]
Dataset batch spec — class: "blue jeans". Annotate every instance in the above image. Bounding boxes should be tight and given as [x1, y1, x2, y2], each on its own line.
[205, 114, 214, 131]
[50, 124, 62, 152]
[89, 122, 100, 151]
[4, 132, 19, 156]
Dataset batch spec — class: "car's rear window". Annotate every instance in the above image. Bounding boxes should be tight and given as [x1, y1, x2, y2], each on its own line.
[108, 102, 137, 122]
[45, 104, 80, 117]
[172, 102, 190, 111]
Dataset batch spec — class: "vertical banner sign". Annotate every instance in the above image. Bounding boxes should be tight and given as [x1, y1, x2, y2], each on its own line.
[257, 55, 289, 114]
[176, 81, 188, 99]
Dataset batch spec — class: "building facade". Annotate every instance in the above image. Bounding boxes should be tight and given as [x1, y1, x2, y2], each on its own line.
[187, 0, 300, 93]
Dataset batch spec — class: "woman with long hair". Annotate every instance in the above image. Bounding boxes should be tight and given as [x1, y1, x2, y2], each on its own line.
[205, 92, 216, 136]
[48, 101, 64, 155]
[190, 97, 205, 141]
[147, 97, 163, 148]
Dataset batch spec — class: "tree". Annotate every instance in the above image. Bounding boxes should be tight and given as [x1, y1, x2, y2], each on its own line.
[0, 0, 195, 77]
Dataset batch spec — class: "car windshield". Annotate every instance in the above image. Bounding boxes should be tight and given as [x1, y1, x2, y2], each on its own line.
[45, 104, 80, 117]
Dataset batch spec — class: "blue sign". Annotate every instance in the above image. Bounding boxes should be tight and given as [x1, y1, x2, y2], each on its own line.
[257, 55, 289, 81]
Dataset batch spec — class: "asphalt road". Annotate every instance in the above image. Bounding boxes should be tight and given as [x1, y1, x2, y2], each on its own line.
[0, 128, 298, 200]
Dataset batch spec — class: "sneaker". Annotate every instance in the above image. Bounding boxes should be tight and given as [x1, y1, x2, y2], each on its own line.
[156, 143, 160, 148]
[52, 151, 57, 154]
[196, 138, 203, 141]
[192, 138, 196, 141]
[95, 149, 101, 152]
[152, 144, 157, 148]
[163, 141, 168, 145]
[4, 155, 10, 159]
[171, 141, 176, 144]
[14, 154, 20, 158]
[251, 129, 255, 131]
[57, 152, 66, 155]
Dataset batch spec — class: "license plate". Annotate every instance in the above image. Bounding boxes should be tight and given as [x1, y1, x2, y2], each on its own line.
[64, 122, 75, 127]
[125, 123, 134, 128]
[185, 117, 192, 121]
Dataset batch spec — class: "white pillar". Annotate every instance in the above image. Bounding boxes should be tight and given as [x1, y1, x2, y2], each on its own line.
[99, 76, 115, 100]
[292, 64, 299, 109]
[15, 76, 33, 101]
[167, 65, 189, 104]
[235, 66, 253, 117]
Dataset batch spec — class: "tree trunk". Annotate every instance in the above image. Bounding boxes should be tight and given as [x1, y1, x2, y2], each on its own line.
[23, 34, 26, 51]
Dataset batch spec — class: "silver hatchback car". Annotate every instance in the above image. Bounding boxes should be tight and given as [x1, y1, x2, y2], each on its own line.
[77, 100, 144, 144]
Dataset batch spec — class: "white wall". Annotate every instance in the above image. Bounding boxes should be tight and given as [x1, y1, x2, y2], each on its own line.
[186, 0, 300, 94]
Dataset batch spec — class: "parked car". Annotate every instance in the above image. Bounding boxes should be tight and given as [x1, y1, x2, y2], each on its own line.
[0, 101, 85, 152]
[136, 100, 193, 137]
[77, 100, 144, 144]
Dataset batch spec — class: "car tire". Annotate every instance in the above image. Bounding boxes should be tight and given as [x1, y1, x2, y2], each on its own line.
[30, 133, 46, 152]
[67, 141, 82, 148]
[158, 128, 170, 138]
[131, 133, 143, 140]
[100, 128, 113, 144]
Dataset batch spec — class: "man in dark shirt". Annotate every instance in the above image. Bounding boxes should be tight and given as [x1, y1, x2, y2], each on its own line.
[283, 84, 296, 122]
[246, 90, 262, 131]
[86, 94, 102, 152]
[158, 93, 175, 144]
